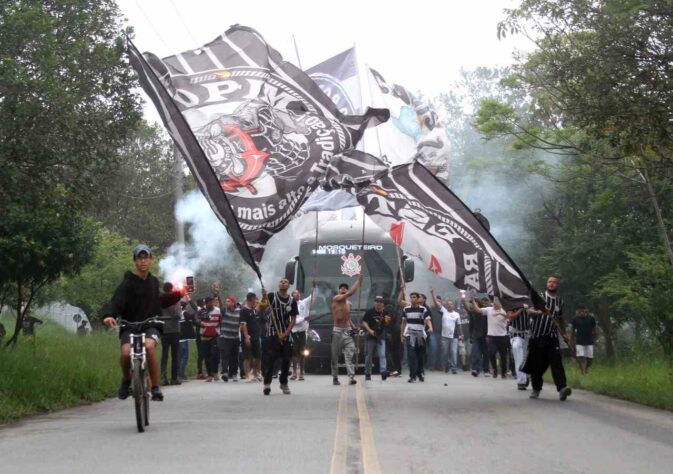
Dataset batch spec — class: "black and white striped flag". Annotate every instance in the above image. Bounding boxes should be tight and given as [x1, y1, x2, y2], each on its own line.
[127, 25, 388, 278]
[357, 162, 544, 310]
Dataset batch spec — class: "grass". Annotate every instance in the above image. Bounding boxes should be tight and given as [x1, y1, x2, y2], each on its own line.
[560, 356, 673, 411]
[0, 320, 198, 424]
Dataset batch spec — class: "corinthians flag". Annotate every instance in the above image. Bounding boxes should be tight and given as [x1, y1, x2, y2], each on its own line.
[357, 162, 544, 310]
[127, 26, 388, 278]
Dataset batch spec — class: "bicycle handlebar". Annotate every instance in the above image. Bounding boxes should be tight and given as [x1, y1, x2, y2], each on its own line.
[118, 317, 164, 332]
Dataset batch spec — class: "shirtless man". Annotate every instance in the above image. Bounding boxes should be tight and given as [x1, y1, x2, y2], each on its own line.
[331, 272, 363, 386]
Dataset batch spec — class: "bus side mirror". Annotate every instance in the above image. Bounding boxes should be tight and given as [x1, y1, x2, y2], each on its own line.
[285, 257, 299, 285]
[403, 257, 415, 282]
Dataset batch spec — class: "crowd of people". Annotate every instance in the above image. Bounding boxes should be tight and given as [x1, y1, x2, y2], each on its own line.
[103, 245, 599, 402]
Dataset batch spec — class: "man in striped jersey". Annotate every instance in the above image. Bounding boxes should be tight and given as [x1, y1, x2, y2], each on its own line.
[399, 290, 434, 383]
[260, 278, 298, 395]
[507, 305, 530, 390]
[524, 276, 572, 401]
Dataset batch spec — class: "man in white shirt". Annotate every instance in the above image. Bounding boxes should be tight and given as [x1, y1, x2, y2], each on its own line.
[431, 289, 463, 374]
[465, 296, 510, 378]
[290, 283, 316, 381]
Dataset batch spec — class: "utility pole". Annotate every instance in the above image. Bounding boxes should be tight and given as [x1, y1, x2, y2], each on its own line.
[173, 145, 185, 245]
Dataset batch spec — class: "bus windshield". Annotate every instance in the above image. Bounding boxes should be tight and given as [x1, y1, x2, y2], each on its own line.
[298, 242, 401, 323]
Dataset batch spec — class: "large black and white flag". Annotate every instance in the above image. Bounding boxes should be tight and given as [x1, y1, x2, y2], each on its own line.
[357, 162, 543, 310]
[127, 26, 388, 278]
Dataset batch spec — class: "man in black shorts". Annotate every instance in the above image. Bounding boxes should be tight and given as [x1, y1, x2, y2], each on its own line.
[240, 292, 262, 382]
[102, 245, 183, 401]
[260, 278, 298, 395]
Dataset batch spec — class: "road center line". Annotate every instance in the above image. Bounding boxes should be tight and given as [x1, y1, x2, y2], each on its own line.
[330, 385, 349, 474]
[355, 383, 382, 474]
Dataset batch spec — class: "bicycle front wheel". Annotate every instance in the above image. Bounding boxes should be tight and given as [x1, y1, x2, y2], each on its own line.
[132, 364, 146, 433]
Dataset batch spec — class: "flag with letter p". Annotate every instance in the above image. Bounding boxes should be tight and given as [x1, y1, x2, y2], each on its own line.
[127, 26, 388, 277]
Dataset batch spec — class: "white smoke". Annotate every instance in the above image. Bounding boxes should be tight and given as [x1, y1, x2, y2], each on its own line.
[159, 190, 235, 285]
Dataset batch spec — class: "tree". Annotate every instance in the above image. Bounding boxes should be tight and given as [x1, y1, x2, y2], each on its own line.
[92, 122, 179, 251]
[1, 199, 97, 347]
[0, 1, 142, 345]
[0, 0, 141, 211]
[486, 0, 673, 264]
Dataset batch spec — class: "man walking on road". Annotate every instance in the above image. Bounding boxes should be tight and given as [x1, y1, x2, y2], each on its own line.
[507, 305, 531, 390]
[199, 296, 221, 382]
[218, 296, 241, 382]
[291, 283, 316, 381]
[570, 305, 598, 375]
[523, 276, 572, 401]
[240, 292, 263, 382]
[159, 282, 186, 386]
[260, 278, 297, 395]
[331, 273, 363, 386]
[362, 295, 390, 381]
[399, 289, 433, 383]
[430, 290, 462, 374]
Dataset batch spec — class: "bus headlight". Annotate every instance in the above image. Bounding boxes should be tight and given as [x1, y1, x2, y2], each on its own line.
[303, 349, 310, 357]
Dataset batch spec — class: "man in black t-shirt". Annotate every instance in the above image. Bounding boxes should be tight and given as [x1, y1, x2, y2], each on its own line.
[570, 305, 598, 375]
[240, 292, 263, 382]
[260, 278, 298, 395]
[361, 296, 391, 381]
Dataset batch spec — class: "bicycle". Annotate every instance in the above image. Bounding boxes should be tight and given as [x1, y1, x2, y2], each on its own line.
[119, 317, 163, 433]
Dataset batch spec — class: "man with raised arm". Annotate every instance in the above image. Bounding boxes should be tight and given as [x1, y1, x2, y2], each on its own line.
[102, 245, 183, 402]
[331, 272, 364, 386]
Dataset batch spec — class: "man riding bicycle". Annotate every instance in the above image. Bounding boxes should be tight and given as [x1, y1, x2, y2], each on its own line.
[102, 245, 184, 402]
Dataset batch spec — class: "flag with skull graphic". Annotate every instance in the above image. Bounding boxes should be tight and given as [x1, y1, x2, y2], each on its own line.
[128, 26, 388, 278]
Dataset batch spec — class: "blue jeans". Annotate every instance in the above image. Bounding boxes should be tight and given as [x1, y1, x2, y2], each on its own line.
[441, 336, 459, 371]
[470, 337, 489, 373]
[178, 340, 189, 376]
[365, 339, 387, 375]
[427, 332, 442, 369]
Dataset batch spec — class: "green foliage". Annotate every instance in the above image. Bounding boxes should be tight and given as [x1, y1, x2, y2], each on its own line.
[41, 227, 141, 322]
[0, 321, 119, 423]
[561, 357, 673, 411]
[597, 251, 673, 355]
[0, 319, 201, 423]
[0, 0, 141, 208]
[92, 122, 179, 251]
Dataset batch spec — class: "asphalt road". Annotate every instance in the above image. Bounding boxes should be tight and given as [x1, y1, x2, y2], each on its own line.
[2, 371, 673, 473]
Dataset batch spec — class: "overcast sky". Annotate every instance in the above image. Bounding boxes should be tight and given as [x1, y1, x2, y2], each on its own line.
[117, 0, 529, 103]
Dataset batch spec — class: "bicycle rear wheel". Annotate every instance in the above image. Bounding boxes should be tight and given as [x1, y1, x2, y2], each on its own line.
[132, 364, 146, 433]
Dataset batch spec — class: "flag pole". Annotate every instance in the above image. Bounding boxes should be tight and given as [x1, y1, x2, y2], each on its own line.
[364, 63, 384, 158]
[355, 214, 366, 368]
[308, 211, 319, 311]
[292, 34, 303, 69]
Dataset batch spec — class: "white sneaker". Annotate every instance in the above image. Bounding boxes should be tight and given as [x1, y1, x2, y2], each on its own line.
[231, 375, 239, 382]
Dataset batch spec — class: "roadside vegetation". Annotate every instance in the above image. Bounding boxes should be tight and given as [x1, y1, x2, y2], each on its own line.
[0, 319, 198, 424]
[560, 356, 673, 412]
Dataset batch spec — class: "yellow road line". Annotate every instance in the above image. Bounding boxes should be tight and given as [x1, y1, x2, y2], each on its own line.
[330, 385, 349, 474]
[355, 383, 382, 474]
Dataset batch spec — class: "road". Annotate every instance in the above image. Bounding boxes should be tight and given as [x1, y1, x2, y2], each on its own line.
[2, 372, 673, 473]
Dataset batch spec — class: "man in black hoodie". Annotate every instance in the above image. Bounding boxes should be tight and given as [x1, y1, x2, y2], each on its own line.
[102, 245, 182, 401]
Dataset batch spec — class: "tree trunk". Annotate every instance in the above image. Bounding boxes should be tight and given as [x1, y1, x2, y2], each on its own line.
[5, 280, 23, 348]
[595, 299, 615, 359]
[641, 167, 673, 266]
